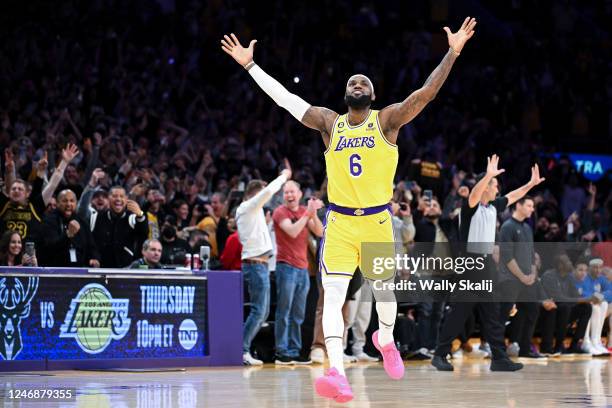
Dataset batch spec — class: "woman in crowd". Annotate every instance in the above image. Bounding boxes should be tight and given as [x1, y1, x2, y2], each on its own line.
[0, 231, 38, 267]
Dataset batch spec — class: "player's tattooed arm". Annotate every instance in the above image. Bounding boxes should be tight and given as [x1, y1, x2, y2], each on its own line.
[378, 51, 457, 139]
[379, 17, 476, 137]
[420, 49, 458, 99]
[301, 107, 339, 148]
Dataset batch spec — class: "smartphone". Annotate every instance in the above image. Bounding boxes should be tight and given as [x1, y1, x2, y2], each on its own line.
[424, 190, 433, 207]
[24, 242, 36, 266]
[25, 242, 35, 257]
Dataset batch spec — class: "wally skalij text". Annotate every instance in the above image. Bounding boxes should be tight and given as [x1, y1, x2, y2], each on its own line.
[372, 276, 494, 293]
[367, 268, 499, 303]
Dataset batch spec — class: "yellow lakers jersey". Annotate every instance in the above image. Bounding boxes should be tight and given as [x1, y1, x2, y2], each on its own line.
[325, 110, 398, 208]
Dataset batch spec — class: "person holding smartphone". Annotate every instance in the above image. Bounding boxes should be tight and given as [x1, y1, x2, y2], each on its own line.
[0, 231, 37, 267]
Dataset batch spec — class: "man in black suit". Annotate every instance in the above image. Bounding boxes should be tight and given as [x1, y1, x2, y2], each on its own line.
[42, 190, 100, 267]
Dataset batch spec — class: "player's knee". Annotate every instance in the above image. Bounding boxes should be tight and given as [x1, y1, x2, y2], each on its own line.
[323, 279, 346, 299]
[323, 286, 343, 306]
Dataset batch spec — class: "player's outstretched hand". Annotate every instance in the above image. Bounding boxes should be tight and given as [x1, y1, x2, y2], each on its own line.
[221, 33, 257, 68]
[444, 17, 477, 55]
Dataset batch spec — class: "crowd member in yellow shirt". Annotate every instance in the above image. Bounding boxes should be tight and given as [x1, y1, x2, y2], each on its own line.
[196, 192, 226, 257]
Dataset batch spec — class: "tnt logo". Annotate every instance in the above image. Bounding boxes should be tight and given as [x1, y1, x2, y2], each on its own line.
[178, 319, 198, 350]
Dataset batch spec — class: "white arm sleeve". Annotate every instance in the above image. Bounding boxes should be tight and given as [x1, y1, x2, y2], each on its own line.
[248, 64, 311, 121]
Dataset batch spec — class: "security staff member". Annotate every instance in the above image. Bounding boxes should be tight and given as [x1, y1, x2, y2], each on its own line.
[498, 196, 546, 358]
[42, 190, 100, 267]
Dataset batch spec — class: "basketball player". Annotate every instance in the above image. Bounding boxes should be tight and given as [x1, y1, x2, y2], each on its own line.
[222, 17, 477, 402]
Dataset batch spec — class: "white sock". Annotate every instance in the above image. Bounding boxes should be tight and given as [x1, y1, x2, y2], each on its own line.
[584, 318, 592, 344]
[590, 305, 602, 345]
[594, 302, 608, 345]
[376, 301, 397, 347]
[322, 275, 350, 376]
[369, 279, 397, 347]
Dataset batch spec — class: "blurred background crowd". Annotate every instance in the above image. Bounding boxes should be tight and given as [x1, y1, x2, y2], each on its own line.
[0, 0, 610, 362]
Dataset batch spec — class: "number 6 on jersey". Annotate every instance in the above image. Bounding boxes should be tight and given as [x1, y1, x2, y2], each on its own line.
[349, 154, 362, 177]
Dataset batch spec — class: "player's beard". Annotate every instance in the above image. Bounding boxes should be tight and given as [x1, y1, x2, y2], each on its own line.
[344, 93, 371, 109]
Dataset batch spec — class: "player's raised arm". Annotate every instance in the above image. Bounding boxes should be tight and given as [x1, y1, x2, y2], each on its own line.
[221, 33, 337, 145]
[379, 17, 476, 138]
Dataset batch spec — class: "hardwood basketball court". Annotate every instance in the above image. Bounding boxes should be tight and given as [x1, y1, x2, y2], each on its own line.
[2, 356, 610, 407]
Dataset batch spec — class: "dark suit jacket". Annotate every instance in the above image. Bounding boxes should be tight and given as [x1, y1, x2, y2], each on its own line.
[42, 210, 100, 267]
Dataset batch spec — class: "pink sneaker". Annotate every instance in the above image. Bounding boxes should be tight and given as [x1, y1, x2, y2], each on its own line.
[372, 330, 405, 380]
[314, 367, 354, 403]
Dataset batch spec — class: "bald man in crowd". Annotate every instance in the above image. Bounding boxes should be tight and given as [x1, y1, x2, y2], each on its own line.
[272, 181, 324, 364]
[41, 189, 100, 267]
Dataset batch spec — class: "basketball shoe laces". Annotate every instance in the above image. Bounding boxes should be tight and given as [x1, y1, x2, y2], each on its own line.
[380, 342, 401, 365]
[328, 368, 351, 391]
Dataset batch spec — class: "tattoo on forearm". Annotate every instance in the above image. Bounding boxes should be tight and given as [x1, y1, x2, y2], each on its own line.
[423, 49, 457, 94]
[386, 49, 458, 129]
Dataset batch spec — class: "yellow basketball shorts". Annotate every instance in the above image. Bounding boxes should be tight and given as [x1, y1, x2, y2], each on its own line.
[319, 206, 395, 279]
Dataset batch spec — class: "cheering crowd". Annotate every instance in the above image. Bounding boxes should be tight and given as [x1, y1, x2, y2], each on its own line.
[0, 0, 611, 365]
